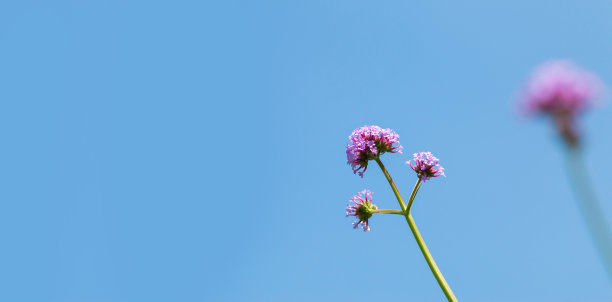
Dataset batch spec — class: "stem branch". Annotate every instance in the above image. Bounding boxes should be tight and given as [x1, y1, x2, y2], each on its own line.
[375, 158, 457, 302]
[371, 209, 404, 215]
[406, 178, 422, 213]
[375, 158, 406, 212]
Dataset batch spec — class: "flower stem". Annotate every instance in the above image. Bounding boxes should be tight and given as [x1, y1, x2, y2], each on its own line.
[565, 146, 612, 281]
[371, 209, 404, 215]
[406, 178, 422, 213]
[375, 158, 407, 212]
[375, 158, 458, 302]
[405, 213, 457, 302]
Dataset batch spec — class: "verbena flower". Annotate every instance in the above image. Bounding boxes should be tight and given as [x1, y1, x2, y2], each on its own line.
[523, 60, 601, 115]
[346, 125, 402, 177]
[521, 60, 604, 145]
[346, 190, 378, 231]
[407, 152, 445, 182]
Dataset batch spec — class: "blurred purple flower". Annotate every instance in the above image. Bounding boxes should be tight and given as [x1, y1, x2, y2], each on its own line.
[346, 125, 402, 177]
[407, 152, 445, 182]
[346, 190, 378, 231]
[522, 60, 605, 145]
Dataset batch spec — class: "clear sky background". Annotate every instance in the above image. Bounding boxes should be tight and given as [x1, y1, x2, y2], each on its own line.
[1, 1, 612, 301]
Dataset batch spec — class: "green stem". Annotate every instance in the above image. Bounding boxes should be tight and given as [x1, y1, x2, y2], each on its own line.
[371, 209, 404, 215]
[375, 158, 407, 212]
[406, 178, 422, 213]
[375, 158, 458, 302]
[405, 213, 457, 302]
[565, 146, 612, 281]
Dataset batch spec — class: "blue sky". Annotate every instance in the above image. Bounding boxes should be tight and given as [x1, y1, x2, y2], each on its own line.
[1, 1, 612, 301]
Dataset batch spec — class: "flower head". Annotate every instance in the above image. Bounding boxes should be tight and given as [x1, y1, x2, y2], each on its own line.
[346, 190, 378, 231]
[521, 60, 605, 146]
[407, 152, 445, 182]
[523, 60, 601, 115]
[346, 125, 402, 177]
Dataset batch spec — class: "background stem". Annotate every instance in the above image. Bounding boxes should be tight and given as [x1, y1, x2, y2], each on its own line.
[565, 146, 612, 281]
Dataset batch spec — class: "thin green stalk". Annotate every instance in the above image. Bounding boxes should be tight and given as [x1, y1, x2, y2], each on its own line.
[565, 146, 612, 281]
[375, 158, 407, 212]
[371, 209, 404, 215]
[375, 158, 458, 302]
[405, 213, 456, 302]
[406, 178, 422, 213]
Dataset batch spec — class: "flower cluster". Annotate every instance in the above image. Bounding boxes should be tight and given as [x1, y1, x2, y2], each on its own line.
[346, 125, 402, 177]
[407, 152, 445, 182]
[346, 190, 378, 231]
[521, 60, 604, 146]
[523, 60, 601, 116]
[344, 127, 447, 231]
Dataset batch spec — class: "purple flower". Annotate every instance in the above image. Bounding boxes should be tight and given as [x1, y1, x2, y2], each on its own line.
[346, 190, 378, 231]
[346, 125, 403, 177]
[407, 152, 445, 182]
[523, 60, 601, 115]
[521, 60, 605, 145]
